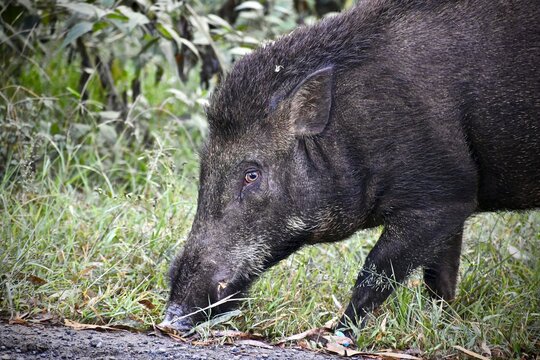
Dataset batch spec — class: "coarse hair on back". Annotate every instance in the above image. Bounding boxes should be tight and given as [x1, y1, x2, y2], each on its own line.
[205, 0, 456, 138]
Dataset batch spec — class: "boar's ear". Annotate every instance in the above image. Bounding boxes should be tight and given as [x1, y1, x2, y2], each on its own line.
[289, 66, 334, 136]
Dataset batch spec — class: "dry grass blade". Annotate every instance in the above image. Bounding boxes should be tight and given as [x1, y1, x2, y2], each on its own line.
[64, 319, 122, 332]
[326, 343, 423, 359]
[235, 339, 273, 349]
[212, 330, 252, 338]
[326, 342, 371, 357]
[8, 318, 28, 325]
[374, 351, 422, 360]
[275, 326, 327, 345]
[453, 345, 490, 360]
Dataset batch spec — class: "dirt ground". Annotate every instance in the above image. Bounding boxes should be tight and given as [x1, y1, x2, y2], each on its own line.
[0, 322, 344, 360]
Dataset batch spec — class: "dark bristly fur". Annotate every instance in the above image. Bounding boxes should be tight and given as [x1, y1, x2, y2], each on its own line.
[162, 0, 540, 333]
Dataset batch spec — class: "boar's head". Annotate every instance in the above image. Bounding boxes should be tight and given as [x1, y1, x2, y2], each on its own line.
[162, 64, 367, 331]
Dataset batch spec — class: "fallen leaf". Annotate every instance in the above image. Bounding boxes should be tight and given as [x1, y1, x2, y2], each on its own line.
[326, 343, 423, 359]
[275, 326, 327, 345]
[27, 274, 47, 286]
[403, 348, 423, 358]
[212, 330, 263, 340]
[480, 341, 491, 357]
[212, 329, 245, 337]
[326, 342, 367, 357]
[138, 299, 155, 310]
[79, 265, 98, 277]
[507, 244, 529, 260]
[192, 338, 221, 346]
[374, 351, 422, 360]
[155, 323, 186, 338]
[453, 345, 490, 360]
[64, 319, 121, 331]
[272, 325, 423, 359]
[9, 317, 28, 325]
[297, 340, 312, 351]
[322, 334, 354, 347]
[160, 330, 189, 342]
[29, 313, 56, 324]
[109, 318, 145, 332]
[323, 317, 338, 329]
[236, 339, 273, 349]
[326, 342, 347, 356]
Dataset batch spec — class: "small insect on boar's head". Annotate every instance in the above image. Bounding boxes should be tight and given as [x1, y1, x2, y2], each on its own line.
[162, 65, 351, 331]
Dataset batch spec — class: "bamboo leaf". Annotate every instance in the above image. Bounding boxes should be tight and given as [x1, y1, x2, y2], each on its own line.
[58, 2, 108, 19]
[157, 23, 200, 59]
[229, 47, 252, 56]
[206, 14, 232, 31]
[115, 5, 150, 31]
[186, 3, 227, 72]
[60, 21, 93, 49]
[235, 1, 265, 12]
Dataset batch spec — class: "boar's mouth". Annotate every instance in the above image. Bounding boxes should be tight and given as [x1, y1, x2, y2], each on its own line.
[159, 303, 193, 332]
[161, 271, 252, 333]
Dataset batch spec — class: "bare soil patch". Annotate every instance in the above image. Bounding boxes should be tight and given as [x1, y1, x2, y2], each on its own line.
[0, 322, 342, 360]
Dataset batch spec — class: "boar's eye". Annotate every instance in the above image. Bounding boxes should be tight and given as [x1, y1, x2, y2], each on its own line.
[244, 170, 260, 185]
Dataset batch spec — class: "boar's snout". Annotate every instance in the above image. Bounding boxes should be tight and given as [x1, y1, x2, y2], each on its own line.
[159, 303, 193, 333]
[164, 233, 244, 331]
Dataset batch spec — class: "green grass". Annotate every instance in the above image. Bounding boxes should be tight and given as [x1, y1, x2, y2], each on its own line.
[1, 117, 538, 358]
[0, 121, 200, 327]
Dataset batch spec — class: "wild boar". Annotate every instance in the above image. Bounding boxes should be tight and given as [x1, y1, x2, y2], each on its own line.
[161, 0, 540, 332]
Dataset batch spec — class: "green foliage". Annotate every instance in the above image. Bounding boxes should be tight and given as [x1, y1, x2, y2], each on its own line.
[0, 0, 298, 177]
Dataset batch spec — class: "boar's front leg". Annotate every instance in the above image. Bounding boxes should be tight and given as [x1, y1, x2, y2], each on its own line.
[341, 205, 473, 328]
[423, 230, 463, 301]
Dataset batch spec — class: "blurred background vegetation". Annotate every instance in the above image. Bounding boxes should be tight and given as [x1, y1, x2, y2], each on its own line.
[0, 0, 538, 358]
[0, 0, 351, 181]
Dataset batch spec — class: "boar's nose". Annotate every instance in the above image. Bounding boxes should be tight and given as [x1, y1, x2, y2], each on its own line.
[159, 304, 193, 333]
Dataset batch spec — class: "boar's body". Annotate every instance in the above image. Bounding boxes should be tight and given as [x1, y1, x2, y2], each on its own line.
[163, 0, 540, 331]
